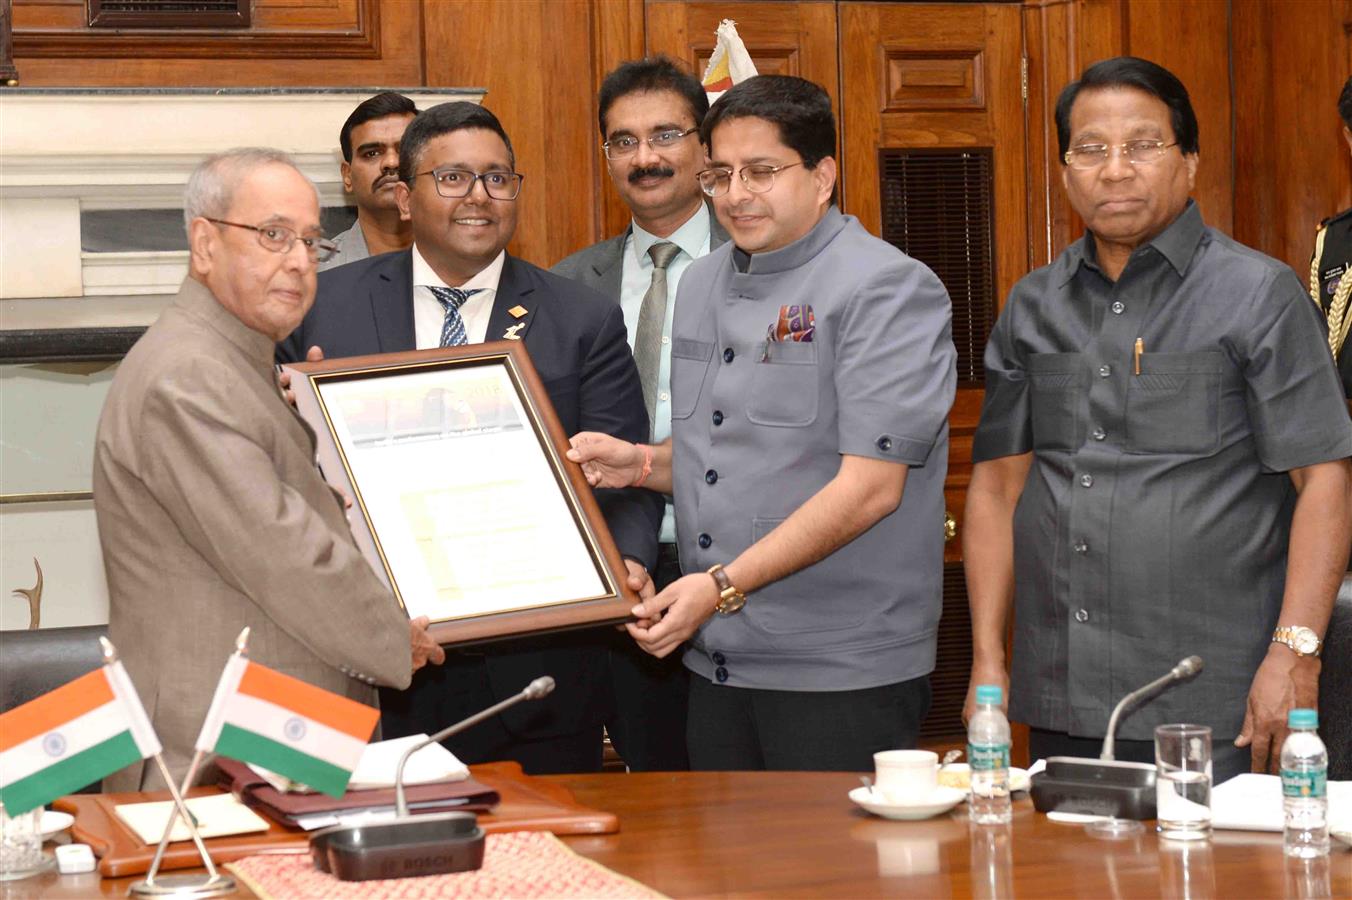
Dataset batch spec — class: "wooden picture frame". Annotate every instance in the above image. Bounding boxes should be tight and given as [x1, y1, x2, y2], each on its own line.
[283, 342, 636, 646]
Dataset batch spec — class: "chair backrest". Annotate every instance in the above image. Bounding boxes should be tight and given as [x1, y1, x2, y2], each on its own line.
[0, 624, 109, 713]
[1320, 576, 1352, 780]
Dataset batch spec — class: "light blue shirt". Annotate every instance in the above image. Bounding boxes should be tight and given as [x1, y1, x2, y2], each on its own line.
[620, 203, 711, 544]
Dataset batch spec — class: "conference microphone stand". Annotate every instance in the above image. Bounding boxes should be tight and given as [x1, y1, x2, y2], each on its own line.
[308, 675, 556, 882]
[1029, 656, 1205, 822]
[1101, 656, 1204, 761]
[395, 676, 555, 817]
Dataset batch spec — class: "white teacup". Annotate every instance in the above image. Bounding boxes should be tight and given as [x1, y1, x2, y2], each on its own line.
[873, 749, 938, 803]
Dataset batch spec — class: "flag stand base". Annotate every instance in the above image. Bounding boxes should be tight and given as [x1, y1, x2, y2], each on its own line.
[129, 873, 236, 897]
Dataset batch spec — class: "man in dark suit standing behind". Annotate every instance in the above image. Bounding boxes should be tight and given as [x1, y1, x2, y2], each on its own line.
[552, 58, 727, 771]
[277, 102, 662, 773]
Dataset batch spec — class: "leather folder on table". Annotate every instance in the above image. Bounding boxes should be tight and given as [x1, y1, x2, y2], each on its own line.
[215, 758, 500, 828]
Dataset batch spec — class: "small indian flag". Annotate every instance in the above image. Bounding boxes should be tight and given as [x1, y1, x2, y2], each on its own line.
[195, 656, 378, 798]
[0, 662, 161, 816]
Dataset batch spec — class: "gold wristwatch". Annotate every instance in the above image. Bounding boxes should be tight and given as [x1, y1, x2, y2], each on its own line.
[707, 564, 746, 615]
[1271, 626, 1322, 657]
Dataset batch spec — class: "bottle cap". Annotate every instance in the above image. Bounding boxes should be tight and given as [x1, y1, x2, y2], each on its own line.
[1287, 708, 1318, 729]
[975, 685, 1003, 705]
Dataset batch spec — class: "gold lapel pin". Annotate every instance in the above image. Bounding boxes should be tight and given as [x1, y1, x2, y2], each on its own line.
[508, 305, 529, 319]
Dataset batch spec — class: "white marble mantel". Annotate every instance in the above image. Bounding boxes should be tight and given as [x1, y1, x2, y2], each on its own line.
[0, 87, 484, 304]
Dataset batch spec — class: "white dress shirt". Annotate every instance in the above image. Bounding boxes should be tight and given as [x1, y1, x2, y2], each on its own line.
[619, 203, 711, 543]
[411, 244, 506, 349]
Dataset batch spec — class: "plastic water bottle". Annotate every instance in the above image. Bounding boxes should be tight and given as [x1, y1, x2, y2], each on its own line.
[1281, 708, 1329, 858]
[968, 684, 1012, 824]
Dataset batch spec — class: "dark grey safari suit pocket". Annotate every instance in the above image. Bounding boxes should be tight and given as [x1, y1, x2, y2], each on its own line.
[1027, 352, 1083, 450]
[1125, 351, 1223, 454]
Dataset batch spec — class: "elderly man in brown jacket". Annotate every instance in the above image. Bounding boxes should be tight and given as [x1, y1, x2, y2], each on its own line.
[94, 148, 443, 791]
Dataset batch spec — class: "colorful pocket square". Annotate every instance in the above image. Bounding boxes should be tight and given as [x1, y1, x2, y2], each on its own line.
[768, 304, 815, 343]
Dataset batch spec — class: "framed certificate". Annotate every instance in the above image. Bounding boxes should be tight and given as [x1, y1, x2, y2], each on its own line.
[283, 342, 636, 646]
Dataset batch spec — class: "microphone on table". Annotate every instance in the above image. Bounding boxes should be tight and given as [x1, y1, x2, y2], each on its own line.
[1101, 656, 1203, 761]
[1030, 657, 1204, 820]
[309, 675, 556, 882]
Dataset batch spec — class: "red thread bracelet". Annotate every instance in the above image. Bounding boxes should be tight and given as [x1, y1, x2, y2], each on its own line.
[632, 443, 654, 488]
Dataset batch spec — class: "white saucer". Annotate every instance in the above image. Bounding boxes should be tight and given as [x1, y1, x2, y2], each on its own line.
[40, 810, 74, 840]
[849, 786, 967, 820]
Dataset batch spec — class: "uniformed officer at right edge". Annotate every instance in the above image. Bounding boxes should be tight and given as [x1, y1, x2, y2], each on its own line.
[1310, 75, 1352, 404]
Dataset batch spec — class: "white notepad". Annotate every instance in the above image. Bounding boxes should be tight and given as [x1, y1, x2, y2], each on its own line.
[1211, 772, 1351, 832]
[114, 793, 271, 844]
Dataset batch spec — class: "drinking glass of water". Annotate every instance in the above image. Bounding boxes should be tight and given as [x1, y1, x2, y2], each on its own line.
[1155, 723, 1212, 841]
[0, 801, 49, 881]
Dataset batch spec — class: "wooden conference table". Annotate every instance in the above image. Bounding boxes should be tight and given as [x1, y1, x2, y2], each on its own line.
[20, 770, 1350, 898]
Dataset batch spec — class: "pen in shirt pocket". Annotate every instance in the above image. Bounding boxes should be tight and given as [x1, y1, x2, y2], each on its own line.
[1133, 337, 1144, 376]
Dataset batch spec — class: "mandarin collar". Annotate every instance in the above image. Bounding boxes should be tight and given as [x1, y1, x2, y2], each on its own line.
[731, 205, 848, 276]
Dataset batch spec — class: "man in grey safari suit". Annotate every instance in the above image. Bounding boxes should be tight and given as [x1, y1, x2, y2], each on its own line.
[553, 57, 727, 771]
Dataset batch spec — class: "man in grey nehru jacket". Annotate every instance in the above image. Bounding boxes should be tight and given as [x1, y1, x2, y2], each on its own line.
[569, 75, 956, 771]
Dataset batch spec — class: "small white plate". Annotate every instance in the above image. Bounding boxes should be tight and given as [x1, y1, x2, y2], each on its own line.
[40, 810, 74, 840]
[936, 764, 1032, 793]
[849, 786, 967, 820]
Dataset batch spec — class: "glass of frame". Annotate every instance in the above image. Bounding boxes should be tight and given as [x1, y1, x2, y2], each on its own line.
[283, 342, 636, 646]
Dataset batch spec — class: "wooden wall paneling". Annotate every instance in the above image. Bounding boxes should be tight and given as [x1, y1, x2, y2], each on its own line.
[1, 0, 17, 84]
[1123, 0, 1233, 235]
[1022, 0, 1126, 269]
[424, 0, 601, 271]
[1232, 0, 1352, 273]
[594, 0, 654, 244]
[11, 0, 423, 85]
[644, 1, 839, 196]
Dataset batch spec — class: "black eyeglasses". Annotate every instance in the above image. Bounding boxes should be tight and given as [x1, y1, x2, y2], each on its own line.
[697, 162, 804, 197]
[602, 128, 699, 160]
[206, 219, 337, 262]
[414, 167, 525, 200]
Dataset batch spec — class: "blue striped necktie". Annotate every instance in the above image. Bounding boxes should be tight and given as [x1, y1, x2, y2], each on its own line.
[428, 286, 483, 347]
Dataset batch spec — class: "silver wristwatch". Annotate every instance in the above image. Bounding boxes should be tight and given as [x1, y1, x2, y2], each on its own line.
[1271, 625, 1322, 658]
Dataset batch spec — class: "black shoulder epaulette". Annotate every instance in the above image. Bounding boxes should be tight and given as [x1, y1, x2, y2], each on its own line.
[1319, 206, 1352, 229]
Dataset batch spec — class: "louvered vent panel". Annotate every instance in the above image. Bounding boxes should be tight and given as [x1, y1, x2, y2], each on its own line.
[919, 562, 974, 742]
[879, 149, 996, 387]
[88, 0, 249, 27]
